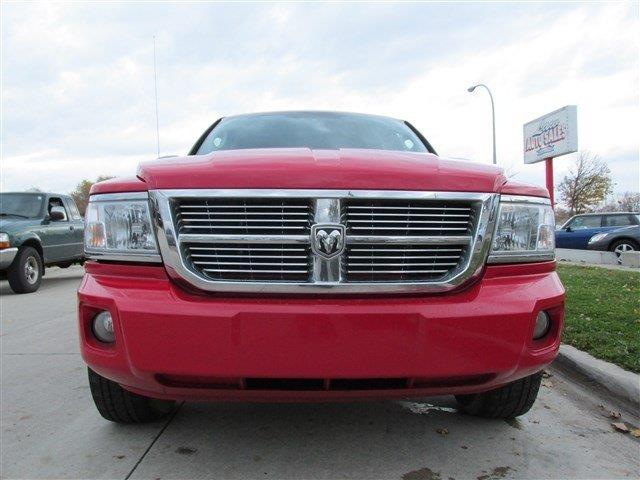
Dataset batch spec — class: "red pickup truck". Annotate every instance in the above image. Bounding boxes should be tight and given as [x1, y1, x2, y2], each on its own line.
[78, 111, 564, 423]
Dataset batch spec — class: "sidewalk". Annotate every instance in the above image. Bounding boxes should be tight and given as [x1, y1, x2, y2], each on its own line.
[555, 344, 640, 410]
[556, 248, 640, 270]
[557, 259, 639, 272]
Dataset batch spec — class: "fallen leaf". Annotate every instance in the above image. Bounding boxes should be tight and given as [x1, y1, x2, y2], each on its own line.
[609, 411, 621, 419]
[542, 370, 553, 378]
[632, 429, 640, 438]
[436, 428, 449, 435]
[542, 380, 554, 388]
[611, 422, 629, 433]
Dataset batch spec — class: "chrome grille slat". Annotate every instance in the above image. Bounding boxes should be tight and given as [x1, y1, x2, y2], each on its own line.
[189, 247, 306, 252]
[347, 269, 450, 274]
[348, 212, 471, 218]
[179, 204, 309, 209]
[181, 234, 310, 244]
[349, 255, 461, 260]
[203, 268, 309, 274]
[180, 212, 309, 216]
[191, 254, 308, 259]
[350, 226, 470, 231]
[152, 190, 498, 292]
[349, 262, 459, 267]
[180, 225, 309, 230]
[349, 248, 462, 253]
[195, 262, 309, 266]
[348, 220, 469, 224]
[347, 235, 472, 244]
[180, 218, 310, 223]
[347, 206, 471, 211]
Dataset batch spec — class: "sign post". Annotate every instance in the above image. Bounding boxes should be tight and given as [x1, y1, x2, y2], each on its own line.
[545, 158, 554, 207]
[523, 105, 578, 209]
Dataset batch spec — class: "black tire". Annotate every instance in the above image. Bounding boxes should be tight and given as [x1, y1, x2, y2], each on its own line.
[455, 372, 543, 419]
[609, 239, 638, 255]
[88, 368, 175, 423]
[7, 246, 43, 294]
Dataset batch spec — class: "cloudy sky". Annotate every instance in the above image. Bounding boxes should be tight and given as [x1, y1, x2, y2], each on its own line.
[2, 1, 638, 199]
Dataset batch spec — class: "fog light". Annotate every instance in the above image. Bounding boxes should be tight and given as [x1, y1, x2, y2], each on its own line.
[533, 311, 551, 340]
[92, 311, 115, 343]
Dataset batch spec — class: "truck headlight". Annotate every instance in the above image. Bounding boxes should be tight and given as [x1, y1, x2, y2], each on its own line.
[0, 233, 10, 249]
[84, 193, 161, 262]
[487, 195, 555, 264]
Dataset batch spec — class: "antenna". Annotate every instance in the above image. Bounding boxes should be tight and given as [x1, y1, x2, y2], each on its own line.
[153, 35, 160, 157]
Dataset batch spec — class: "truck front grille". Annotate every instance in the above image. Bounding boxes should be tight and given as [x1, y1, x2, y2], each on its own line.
[175, 198, 313, 235]
[184, 243, 311, 282]
[345, 199, 474, 237]
[345, 244, 467, 282]
[152, 190, 497, 293]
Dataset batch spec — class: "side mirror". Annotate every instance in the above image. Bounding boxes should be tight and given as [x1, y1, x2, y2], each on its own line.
[49, 206, 67, 221]
[564, 226, 572, 232]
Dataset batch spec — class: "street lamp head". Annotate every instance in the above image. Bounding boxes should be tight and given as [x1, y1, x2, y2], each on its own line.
[467, 85, 477, 92]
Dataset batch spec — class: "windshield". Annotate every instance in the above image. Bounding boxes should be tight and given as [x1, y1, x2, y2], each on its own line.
[196, 112, 429, 155]
[0, 193, 45, 219]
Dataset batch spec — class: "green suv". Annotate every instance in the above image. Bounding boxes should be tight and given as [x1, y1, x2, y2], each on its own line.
[0, 192, 84, 293]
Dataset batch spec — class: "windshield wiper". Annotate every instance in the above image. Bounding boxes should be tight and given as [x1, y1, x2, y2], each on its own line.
[0, 213, 29, 219]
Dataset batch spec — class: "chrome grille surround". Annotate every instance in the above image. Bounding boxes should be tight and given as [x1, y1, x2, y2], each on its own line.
[150, 190, 499, 294]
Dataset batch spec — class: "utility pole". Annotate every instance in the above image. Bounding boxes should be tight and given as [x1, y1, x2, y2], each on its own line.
[153, 36, 160, 157]
[467, 84, 496, 165]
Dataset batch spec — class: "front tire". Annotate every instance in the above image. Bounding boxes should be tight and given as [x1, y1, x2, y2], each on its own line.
[7, 246, 43, 294]
[455, 372, 543, 418]
[609, 239, 638, 263]
[88, 368, 175, 423]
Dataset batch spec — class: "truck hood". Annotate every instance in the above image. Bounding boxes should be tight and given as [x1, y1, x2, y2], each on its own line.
[137, 148, 507, 193]
[0, 218, 38, 233]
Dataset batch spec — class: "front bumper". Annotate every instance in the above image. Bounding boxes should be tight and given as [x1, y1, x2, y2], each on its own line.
[78, 261, 565, 401]
[0, 247, 18, 270]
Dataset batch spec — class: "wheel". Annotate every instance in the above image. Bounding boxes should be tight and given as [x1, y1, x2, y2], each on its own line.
[88, 368, 175, 423]
[455, 372, 542, 418]
[609, 239, 638, 263]
[7, 246, 43, 294]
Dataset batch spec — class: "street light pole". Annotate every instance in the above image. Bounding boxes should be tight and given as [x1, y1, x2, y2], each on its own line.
[467, 84, 496, 165]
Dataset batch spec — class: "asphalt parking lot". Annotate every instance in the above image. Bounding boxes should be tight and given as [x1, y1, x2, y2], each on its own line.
[1, 266, 639, 479]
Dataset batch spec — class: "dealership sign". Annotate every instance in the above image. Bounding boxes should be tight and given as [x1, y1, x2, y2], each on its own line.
[523, 105, 578, 164]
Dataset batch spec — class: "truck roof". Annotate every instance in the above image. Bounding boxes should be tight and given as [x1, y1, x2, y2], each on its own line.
[222, 110, 403, 122]
[1, 191, 72, 199]
[574, 211, 639, 216]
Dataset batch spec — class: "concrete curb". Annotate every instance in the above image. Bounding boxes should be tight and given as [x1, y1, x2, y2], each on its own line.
[554, 344, 639, 409]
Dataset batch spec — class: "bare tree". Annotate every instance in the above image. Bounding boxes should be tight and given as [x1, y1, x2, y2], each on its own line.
[70, 175, 114, 215]
[554, 206, 572, 226]
[617, 192, 640, 212]
[598, 192, 640, 213]
[558, 151, 612, 215]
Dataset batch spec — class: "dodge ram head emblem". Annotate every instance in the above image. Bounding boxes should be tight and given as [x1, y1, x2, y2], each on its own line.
[311, 224, 346, 259]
